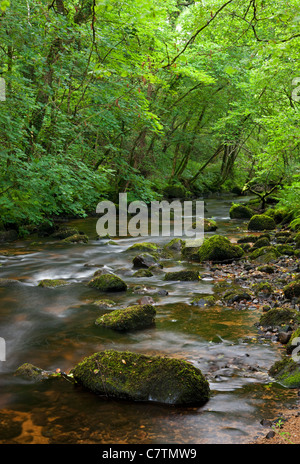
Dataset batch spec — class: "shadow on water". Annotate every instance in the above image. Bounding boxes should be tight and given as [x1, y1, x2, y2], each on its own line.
[0, 195, 298, 444]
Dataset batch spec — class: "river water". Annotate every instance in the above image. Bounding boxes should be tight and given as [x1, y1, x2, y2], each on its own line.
[0, 195, 297, 444]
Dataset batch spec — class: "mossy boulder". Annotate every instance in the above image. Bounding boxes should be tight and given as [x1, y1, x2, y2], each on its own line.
[286, 328, 300, 355]
[198, 235, 244, 263]
[38, 279, 70, 288]
[253, 281, 273, 296]
[249, 246, 280, 263]
[247, 214, 276, 231]
[132, 253, 159, 269]
[269, 357, 300, 388]
[283, 281, 300, 300]
[15, 363, 56, 381]
[88, 274, 127, 292]
[93, 299, 116, 309]
[181, 244, 201, 261]
[128, 242, 160, 253]
[276, 244, 295, 256]
[51, 227, 79, 239]
[252, 237, 271, 249]
[163, 270, 200, 281]
[229, 204, 254, 219]
[237, 234, 260, 244]
[163, 183, 188, 199]
[63, 234, 89, 244]
[259, 308, 300, 328]
[71, 350, 210, 405]
[223, 289, 252, 304]
[95, 304, 156, 332]
[191, 295, 216, 307]
[163, 238, 185, 253]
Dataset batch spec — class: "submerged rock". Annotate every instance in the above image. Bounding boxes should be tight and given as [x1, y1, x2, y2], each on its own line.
[247, 214, 276, 231]
[71, 350, 210, 405]
[198, 235, 244, 263]
[63, 234, 89, 244]
[0, 278, 24, 287]
[163, 270, 200, 281]
[132, 253, 159, 269]
[88, 274, 127, 292]
[133, 269, 154, 278]
[15, 363, 56, 381]
[38, 279, 70, 288]
[95, 304, 156, 331]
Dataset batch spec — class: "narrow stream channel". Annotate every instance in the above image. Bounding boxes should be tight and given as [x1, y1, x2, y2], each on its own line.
[0, 195, 297, 444]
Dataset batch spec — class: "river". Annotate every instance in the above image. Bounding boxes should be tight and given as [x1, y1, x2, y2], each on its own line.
[0, 195, 297, 444]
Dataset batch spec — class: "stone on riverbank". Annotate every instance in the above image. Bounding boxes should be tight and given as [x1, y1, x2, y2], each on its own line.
[198, 235, 244, 263]
[71, 350, 210, 405]
[88, 274, 127, 292]
[283, 281, 300, 300]
[247, 214, 276, 231]
[259, 308, 300, 328]
[269, 357, 300, 388]
[95, 304, 156, 331]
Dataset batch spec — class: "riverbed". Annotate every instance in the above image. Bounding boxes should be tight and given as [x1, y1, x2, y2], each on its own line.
[0, 195, 297, 444]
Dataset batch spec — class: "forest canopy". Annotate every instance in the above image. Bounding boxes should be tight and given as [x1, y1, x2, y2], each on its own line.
[0, 0, 299, 232]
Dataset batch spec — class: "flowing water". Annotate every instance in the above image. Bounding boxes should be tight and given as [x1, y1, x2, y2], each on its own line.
[0, 195, 297, 444]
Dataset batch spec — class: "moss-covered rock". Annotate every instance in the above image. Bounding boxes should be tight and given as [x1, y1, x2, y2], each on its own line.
[223, 289, 252, 304]
[229, 204, 254, 219]
[253, 281, 273, 296]
[198, 235, 244, 263]
[257, 265, 275, 274]
[191, 295, 216, 307]
[259, 308, 300, 328]
[133, 269, 154, 277]
[163, 183, 189, 199]
[95, 304, 156, 332]
[88, 274, 127, 292]
[269, 357, 300, 388]
[128, 242, 160, 253]
[163, 270, 200, 281]
[163, 238, 185, 253]
[63, 234, 89, 243]
[252, 237, 271, 249]
[249, 246, 281, 262]
[237, 234, 260, 244]
[295, 232, 300, 249]
[283, 281, 300, 299]
[286, 328, 300, 355]
[51, 226, 79, 239]
[276, 244, 295, 256]
[181, 244, 201, 261]
[132, 253, 159, 269]
[247, 214, 276, 231]
[71, 350, 210, 405]
[38, 279, 70, 288]
[265, 208, 290, 224]
[15, 363, 55, 381]
[93, 299, 116, 309]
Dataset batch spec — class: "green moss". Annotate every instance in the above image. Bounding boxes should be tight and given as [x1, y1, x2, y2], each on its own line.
[283, 281, 300, 299]
[163, 183, 188, 199]
[249, 246, 280, 260]
[265, 208, 290, 224]
[163, 238, 185, 253]
[132, 253, 159, 269]
[93, 299, 116, 309]
[71, 350, 210, 405]
[14, 363, 54, 381]
[63, 234, 89, 243]
[191, 218, 218, 232]
[252, 237, 271, 249]
[191, 295, 216, 307]
[198, 235, 244, 263]
[222, 287, 252, 304]
[276, 244, 295, 256]
[52, 227, 79, 239]
[269, 357, 300, 388]
[163, 270, 200, 281]
[128, 242, 160, 252]
[253, 281, 273, 295]
[229, 204, 254, 219]
[95, 304, 156, 331]
[38, 279, 69, 288]
[247, 214, 276, 231]
[257, 265, 275, 274]
[259, 308, 300, 327]
[237, 234, 259, 243]
[294, 232, 300, 249]
[88, 274, 127, 292]
[181, 244, 201, 261]
[286, 328, 300, 355]
[133, 269, 154, 277]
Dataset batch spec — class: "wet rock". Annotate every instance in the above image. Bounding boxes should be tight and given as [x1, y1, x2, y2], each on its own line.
[0, 278, 24, 287]
[133, 269, 154, 278]
[88, 274, 127, 292]
[229, 204, 254, 219]
[15, 363, 56, 381]
[247, 214, 276, 231]
[95, 304, 156, 332]
[93, 299, 116, 309]
[259, 308, 300, 328]
[0, 411, 22, 440]
[198, 235, 244, 263]
[191, 295, 216, 307]
[163, 238, 185, 252]
[51, 227, 79, 239]
[132, 253, 159, 269]
[63, 234, 89, 244]
[137, 296, 155, 305]
[0, 230, 18, 242]
[283, 281, 300, 300]
[71, 350, 210, 405]
[163, 270, 200, 281]
[278, 331, 292, 345]
[127, 242, 160, 253]
[286, 328, 300, 355]
[38, 279, 70, 288]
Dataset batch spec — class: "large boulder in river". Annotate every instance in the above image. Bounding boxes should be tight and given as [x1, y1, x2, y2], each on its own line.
[95, 304, 156, 331]
[132, 253, 159, 269]
[88, 274, 127, 292]
[247, 214, 276, 231]
[71, 350, 210, 405]
[198, 235, 244, 263]
[229, 204, 254, 219]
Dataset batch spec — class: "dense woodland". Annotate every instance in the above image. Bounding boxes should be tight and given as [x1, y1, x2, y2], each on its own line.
[0, 0, 300, 234]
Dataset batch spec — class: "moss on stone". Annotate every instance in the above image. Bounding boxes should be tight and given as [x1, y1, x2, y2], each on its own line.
[95, 304, 156, 331]
[133, 269, 154, 277]
[132, 253, 159, 269]
[163, 238, 185, 253]
[198, 235, 244, 263]
[163, 270, 200, 281]
[276, 244, 295, 256]
[51, 226, 79, 239]
[252, 237, 271, 249]
[71, 349, 210, 405]
[191, 295, 216, 307]
[181, 244, 201, 261]
[286, 328, 300, 355]
[229, 204, 254, 219]
[259, 308, 300, 327]
[223, 288, 252, 304]
[38, 279, 69, 288]
[93, 299, 116, 309]
[163, 183, 188, 199]
[237, 234, 260, 243]
[257, 265, 275, 274]
[283, 281, 300, 299]
[14, 363, 54, 381]
[63, 234, 89, 243]
[128, 242, 160, 252]
[253, 281, 273, 295]
[88, 274, 127, 292]
[269, 357, 300, 388]
[249, 246, 281, 261]
[247, 214, 276, 231]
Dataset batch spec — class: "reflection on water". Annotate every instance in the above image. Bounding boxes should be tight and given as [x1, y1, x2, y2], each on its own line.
[0, 195, 298, 444]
